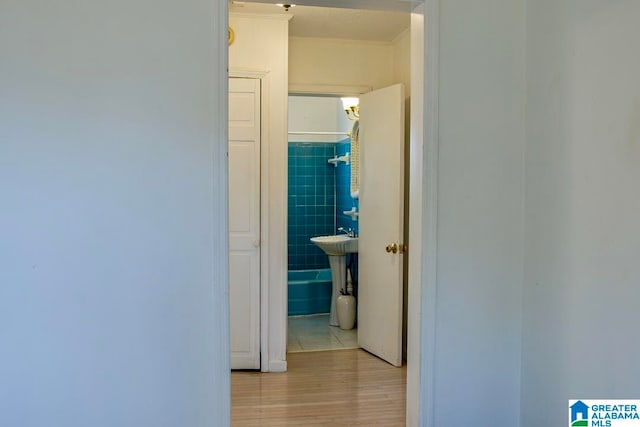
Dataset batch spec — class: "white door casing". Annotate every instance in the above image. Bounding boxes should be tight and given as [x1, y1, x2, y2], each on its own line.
[229, 78, 261, 370]
[357, 83, 405, 367]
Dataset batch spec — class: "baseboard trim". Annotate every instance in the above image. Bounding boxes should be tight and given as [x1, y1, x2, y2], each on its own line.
[267, 359, 287, 373]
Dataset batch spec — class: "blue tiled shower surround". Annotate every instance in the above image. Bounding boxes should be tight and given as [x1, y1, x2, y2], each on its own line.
[288, 142, 336, 271]
[288, 139, 359, 316]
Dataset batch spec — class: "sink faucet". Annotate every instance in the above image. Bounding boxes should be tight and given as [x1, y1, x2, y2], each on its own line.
[337, 227, 356, 237]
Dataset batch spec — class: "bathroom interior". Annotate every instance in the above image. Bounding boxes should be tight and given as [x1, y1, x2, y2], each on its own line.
[228, 0, 413, 367]
[284, 9, 411, 352]
[287, 95, 361, 352]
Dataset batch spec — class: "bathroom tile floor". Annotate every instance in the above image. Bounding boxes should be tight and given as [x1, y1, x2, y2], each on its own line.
[287, 314, 358, 353]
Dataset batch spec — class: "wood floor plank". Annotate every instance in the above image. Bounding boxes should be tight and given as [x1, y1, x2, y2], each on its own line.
[232, 349, 407, 426]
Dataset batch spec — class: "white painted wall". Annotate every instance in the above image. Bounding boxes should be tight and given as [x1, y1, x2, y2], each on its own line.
[0, 0, 229, 425]
[430, 0, 526, 425]
[289, 96, 351, 142]
[229, 13, 290, 372]
[289, 37, 395, 92]
[289, 32, 410, 94]
[393, 28, 412, 96]
[522, 1, 640, 425]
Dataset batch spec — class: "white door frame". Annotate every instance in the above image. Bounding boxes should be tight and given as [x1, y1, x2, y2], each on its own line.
[412, 2, 439, 426]
[219, 0, 440, 425]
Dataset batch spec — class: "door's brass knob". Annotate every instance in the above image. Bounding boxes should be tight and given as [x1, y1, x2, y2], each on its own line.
[385, 243, 407, 254]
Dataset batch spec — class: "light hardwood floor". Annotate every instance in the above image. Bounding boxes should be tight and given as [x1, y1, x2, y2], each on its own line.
[232, 349, 407, 426]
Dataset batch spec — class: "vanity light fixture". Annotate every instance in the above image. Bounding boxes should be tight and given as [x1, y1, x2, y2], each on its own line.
[341, 97, 360, 121]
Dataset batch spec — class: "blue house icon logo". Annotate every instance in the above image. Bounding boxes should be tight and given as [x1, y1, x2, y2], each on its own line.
[570, 401, 589, 426]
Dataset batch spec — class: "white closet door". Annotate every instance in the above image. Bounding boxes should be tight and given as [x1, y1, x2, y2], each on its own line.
[358, 83, 405, 367]
[229, 78, 261, 370]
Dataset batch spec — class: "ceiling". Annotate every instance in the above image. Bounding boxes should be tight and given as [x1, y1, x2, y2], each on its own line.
[229, 2, 410, 42]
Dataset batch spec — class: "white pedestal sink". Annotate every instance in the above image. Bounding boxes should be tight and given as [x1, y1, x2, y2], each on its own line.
[310, 235, 358, 326]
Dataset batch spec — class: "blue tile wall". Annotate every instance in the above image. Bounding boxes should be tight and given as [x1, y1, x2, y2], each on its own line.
[288, 142, 336, 271]
[335, 138, 359, 294]
[336, 139, 359, 236]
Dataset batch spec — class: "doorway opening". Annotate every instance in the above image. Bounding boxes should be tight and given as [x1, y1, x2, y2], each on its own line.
[228, 1, 424, 422]
[286, 94, 359, 353]
[282, 4, 412, 365]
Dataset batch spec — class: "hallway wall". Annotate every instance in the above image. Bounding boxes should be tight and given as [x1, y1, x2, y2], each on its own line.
[0, 1, 228, 425]
[289, 31, 410, 93]
[431, 0, 526, 425]
[229, 12, 290, 372]
[289, 37, 394, 92]
[522, 1, 640, 424]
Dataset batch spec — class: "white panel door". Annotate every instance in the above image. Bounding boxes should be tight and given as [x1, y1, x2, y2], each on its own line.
[357, 83, 405, 367]
[229, 78, 261, 370]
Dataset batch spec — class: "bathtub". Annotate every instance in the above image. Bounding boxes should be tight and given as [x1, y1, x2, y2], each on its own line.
[287, 269, 332, 316]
